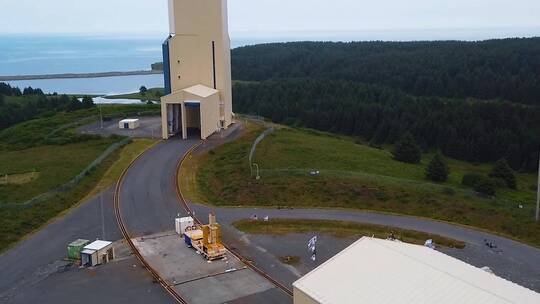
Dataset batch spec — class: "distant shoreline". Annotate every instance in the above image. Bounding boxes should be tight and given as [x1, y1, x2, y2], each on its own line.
[0, 70, 163, 81]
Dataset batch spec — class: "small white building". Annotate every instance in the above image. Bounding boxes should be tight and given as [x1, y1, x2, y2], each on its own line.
[175, 217, 194, 235]
[80, 240, 115, 267]
[119, 119, 140, 130]
[293, 237, 540, 304]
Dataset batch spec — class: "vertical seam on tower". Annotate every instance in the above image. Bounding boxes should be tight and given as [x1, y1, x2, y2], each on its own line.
[212, 41, 217, 89]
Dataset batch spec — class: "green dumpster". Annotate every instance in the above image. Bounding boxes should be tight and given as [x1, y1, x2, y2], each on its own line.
[68, 239, 90, 260]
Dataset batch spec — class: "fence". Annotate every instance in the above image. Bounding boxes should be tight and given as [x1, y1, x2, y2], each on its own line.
[0, 137, 132, 209]
[249, 127, 274, 165]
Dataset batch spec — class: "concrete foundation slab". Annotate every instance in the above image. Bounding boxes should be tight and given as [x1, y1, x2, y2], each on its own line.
[174, 268, 275, 304]
[132, 232, 243, 284]
[132, 231, 288, 303]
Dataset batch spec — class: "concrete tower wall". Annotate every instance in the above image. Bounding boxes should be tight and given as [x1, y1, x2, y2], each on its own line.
[167, 0, 233, 127]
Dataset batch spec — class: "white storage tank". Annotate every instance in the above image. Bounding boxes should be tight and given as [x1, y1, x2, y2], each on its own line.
[119, 119, 140, 129]
[176, 217, 194, 235]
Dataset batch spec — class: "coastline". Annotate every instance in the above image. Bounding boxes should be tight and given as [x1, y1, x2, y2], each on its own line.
[0, 70, 163, 81]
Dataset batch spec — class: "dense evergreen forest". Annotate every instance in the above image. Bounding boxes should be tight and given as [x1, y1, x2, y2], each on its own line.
[232, 38, 540, 105]
[231, 38, 540, 172]
[0, 83, 94, 130]
[233, 80, 540, 171]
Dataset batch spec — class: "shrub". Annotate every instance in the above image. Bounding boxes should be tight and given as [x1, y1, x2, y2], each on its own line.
[392, 133, 421, 164]
[489, 158, 517, 189]
[426, 153, 449, 182]
[442, 187, 456, 196]
[474, 177, 496, 196]
[462, 173, 483, 187]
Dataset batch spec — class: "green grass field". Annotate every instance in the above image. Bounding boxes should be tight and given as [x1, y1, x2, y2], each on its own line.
[0, 105, 159, 252]
[233, 219, 466, 249]
[186, 122, 540, 247]
[0, 139, 117, 203]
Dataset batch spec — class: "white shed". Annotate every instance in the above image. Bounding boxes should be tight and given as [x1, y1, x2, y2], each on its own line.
[81, 240, 115, 267]
[119, 119, 140, 129]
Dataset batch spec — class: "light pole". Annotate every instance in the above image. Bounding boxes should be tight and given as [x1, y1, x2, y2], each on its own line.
[536, 151, 540, 222]
[99, 104, 103, 129]
[252, 163, 260, 180]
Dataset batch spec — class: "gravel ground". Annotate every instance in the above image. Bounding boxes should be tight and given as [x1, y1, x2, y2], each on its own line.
[0, 187, 171, 304]
[189, 203, 540, 292]
[231, 230, 540, 292]
[77, 116, 162, 138]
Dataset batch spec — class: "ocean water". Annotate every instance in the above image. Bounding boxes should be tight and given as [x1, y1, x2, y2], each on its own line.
[0, 35, 164, 75]
[0, 34, 262, 95]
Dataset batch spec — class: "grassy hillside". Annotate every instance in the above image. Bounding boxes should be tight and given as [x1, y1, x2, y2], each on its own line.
[0, 139, 117, 203]
[0, 105, 159, 252]
[184, 123, 540, 247]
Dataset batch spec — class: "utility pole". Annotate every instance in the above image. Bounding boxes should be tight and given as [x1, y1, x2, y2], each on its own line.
[536, 150, 539, 222]
[99, 104, 103, 129]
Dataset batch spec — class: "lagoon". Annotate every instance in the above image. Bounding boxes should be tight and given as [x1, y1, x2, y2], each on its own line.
[5, 74, 164, 95]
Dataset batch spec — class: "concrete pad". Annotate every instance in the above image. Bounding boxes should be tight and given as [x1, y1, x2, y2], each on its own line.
[132, 231, 286, 304]
[174, 268, 275, 304]
[133, 232, 244, 284]
[227, 287, 293, 304]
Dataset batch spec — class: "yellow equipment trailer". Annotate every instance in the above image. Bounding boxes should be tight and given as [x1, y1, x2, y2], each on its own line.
[183, 214, 226, 260]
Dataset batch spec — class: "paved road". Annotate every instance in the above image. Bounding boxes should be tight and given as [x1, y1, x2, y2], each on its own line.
[77, 116, 162, 139]
[117, 136, 292, 303]
[118, 138, 200, 236]
[188, 203, 540, 292]
[0, 186, 171, 304]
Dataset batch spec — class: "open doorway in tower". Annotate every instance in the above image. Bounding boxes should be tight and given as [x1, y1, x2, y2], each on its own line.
[184, 101, 201, 139]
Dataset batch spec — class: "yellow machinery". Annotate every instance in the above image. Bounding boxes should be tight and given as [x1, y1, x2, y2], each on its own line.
[184, 214, 226, 260]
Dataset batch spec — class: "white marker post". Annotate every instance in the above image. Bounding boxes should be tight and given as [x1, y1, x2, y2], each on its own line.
[308, 236, 317, 262]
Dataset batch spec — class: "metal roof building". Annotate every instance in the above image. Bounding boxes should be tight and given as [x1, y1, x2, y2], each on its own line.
[293, 237, 540, 304]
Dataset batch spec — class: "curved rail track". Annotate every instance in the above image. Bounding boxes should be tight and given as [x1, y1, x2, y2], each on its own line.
[114, 142, 189, 304]
[174, 143, 294, 298]
[114, 138, 293, 304]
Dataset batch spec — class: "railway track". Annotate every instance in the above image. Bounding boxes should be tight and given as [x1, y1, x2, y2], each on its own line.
[174, 142, 295, 298]
[114, 141, 189, 304]
[114, 137, 293, 304]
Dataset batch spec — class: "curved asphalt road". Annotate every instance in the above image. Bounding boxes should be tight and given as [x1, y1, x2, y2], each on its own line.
[119, 138, 200, 236]
[116, 133, 540, 294]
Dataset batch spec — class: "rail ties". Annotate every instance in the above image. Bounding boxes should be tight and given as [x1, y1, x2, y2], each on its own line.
[174, 142, 294, 298]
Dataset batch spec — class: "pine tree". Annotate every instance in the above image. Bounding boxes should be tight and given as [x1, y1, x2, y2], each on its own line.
[426, 153, 449, 182]
[139, 86, 148, 95]
[82, 96, 94, 108]
[489, 158, 517, 189]
[474, 176, 496, 196]
[392, 133, 422, 164]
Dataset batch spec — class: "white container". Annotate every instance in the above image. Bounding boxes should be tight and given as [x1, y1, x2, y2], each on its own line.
[81, 240, 115, 267]
[119, 119, 140, 129]
[176, 217, 194, 235]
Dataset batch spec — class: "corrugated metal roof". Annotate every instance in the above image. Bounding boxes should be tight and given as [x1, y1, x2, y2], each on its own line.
[81, 249, 95, 255]
[182, 84, 219, 98]
[84, 240, 112, 251]
[293, 237, 540, 304]
[119, 119, 139, 123]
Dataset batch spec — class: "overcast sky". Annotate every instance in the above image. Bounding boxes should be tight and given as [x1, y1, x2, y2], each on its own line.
[1, 0, 539, 39]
